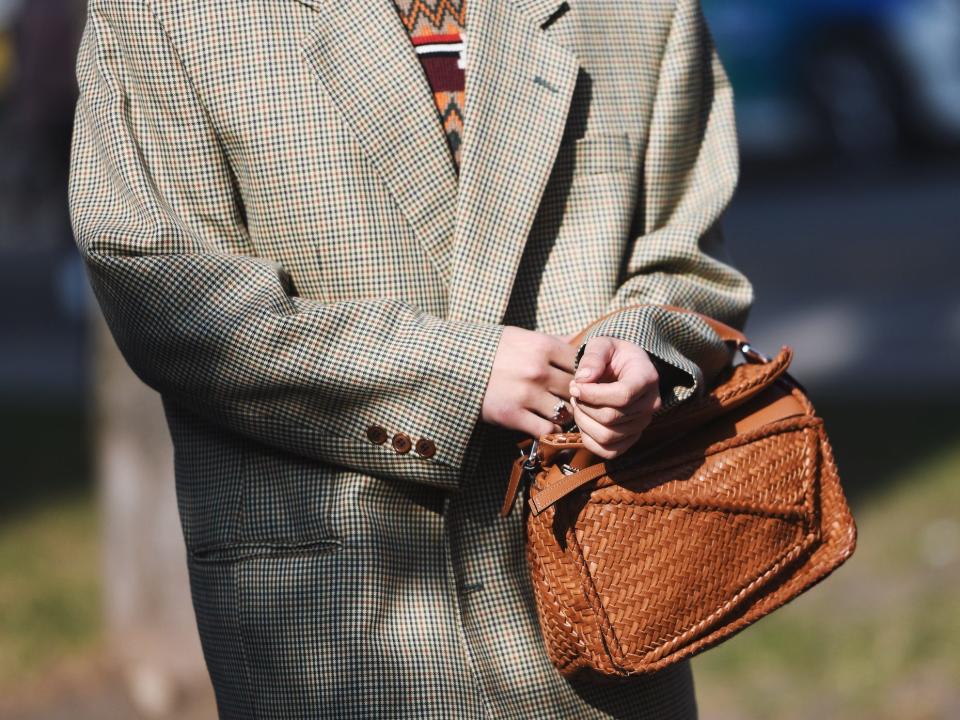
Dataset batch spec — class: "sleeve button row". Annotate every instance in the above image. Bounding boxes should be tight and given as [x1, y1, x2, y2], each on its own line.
[366, 426, 437, 459]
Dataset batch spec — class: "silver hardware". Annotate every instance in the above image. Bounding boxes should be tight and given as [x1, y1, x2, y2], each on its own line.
[740, 342, 771, 363]
[522, 439, 541, 474]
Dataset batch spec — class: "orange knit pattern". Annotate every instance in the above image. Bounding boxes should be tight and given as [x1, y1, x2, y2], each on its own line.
[392, 0, 466, 175]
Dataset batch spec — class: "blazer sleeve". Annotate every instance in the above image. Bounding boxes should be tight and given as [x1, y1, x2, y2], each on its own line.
[68, 0, 503, 493]
[573, 0, 755, 414]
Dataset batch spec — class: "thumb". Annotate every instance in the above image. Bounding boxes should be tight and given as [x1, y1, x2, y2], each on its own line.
[575, 336, 614, 383]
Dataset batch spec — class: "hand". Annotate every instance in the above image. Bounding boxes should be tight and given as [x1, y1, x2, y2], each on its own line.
[481, 326, 578, 438]
[568, 336, 662, 460]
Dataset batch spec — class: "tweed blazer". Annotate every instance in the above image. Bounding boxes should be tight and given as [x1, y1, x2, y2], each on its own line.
[68, 0, 755, 717]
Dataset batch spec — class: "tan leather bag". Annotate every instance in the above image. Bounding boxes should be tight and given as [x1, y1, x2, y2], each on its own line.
[499, 304, 857, 679]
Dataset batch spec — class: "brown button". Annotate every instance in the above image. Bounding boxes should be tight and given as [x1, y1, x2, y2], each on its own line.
[366, 425, 388, 445]
[391, 432, 412, 454]
[414, 438, 437, 459]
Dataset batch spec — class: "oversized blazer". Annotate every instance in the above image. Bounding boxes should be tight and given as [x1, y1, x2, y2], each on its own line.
[69, 0, 755, 717]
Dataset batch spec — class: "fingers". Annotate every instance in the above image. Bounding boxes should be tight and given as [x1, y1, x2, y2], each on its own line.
[491, 390, 563, 438]
[544, 366, 575, 400]
[566, 337, 664, 459]
[526, 384, 572, 426]
[517, 410, 562, 439]
[479, 327, 581, 439]
[570, 354, 659, 408]
[572, 396, 651, 446]
[570, 387, 661, 428]
[538, 395, 570, 427]
[547, 336, 578, 373]
[515, 377, 572, 435]
[578, 426, 640, 460]
[573, 336, 615, 384]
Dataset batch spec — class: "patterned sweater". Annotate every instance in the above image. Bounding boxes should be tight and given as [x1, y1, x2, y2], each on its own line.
[391, 0, 466, 176]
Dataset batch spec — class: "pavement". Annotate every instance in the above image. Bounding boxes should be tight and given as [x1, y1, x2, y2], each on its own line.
[724, 160, 960, 397]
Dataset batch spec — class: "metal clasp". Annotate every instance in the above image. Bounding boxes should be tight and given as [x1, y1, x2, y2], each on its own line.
[521, 439, 542, 475]
[521, 418, 581, 478]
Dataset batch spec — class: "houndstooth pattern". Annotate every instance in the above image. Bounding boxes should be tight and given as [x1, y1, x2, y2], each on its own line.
[68, 0, 753, 718]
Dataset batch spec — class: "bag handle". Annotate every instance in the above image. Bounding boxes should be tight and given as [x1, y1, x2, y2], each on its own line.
[499, 303, 758, 518]
[526, 388, 804, 516]
[568, 303, 750, 350]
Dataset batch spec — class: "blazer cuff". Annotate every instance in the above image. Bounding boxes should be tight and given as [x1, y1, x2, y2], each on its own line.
[432, 319, 504, 484]
[352, 318, 504, 492]
[573, 306, 731, 416]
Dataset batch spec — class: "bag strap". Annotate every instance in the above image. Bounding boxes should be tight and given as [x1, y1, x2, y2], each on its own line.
[567, 303, 749, 349]
[499, 303, 754, 518]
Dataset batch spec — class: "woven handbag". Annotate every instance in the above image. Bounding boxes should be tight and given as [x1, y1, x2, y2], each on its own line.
[499, 304, 857, 679]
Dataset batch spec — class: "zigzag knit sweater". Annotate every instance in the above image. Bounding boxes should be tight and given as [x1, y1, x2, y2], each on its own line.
[391, 0, 466, 177]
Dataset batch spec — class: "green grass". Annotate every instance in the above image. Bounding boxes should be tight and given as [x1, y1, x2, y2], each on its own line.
[693, 431, 960, 720]
[0, 489, 102, 690]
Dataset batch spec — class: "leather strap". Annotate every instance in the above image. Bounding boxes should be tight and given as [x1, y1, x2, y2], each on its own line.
[527, 389, 806, 516]
[500, 455, 528, 517]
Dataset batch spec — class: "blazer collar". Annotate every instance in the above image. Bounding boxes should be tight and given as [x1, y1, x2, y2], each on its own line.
[295, 0, 580, 325]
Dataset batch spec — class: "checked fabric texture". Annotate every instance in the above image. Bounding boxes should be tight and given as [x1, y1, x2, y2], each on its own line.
[68, 0, 754, 718]
[392, 0, 467, 174]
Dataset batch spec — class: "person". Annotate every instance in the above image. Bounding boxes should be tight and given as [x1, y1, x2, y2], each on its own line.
[68, 0, 754, 717]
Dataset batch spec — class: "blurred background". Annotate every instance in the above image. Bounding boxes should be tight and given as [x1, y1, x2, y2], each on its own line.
[1, 0, 958, 718]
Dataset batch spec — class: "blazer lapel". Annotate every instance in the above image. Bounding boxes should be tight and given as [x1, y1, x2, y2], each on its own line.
[294, 0, 460, 282]
[447, 0, 580, 325]
[292, 0, 580, 324]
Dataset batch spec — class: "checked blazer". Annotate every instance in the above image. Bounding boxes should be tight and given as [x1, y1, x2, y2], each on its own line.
[68, 0, 755, 718]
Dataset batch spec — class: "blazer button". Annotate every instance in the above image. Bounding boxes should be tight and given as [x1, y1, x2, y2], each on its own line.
[391, 432, 412, 454]
[366, 425, 388, 445]
[415, 438, 437, 459]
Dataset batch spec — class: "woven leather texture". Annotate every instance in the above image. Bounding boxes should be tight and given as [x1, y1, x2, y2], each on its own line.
[523, 328, 857, 679]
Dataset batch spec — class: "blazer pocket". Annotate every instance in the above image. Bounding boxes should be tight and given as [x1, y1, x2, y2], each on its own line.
[554, 131, 635, 175]
[188, 537, 343, 565]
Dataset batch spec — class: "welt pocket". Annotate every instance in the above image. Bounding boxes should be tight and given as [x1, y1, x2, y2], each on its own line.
[554, 131, 634, 175]
[188, 537, 343, 565]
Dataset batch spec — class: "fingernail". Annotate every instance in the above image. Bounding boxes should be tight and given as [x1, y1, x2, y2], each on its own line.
[569, 383, 580, 398]
[575, 368, 590, 380]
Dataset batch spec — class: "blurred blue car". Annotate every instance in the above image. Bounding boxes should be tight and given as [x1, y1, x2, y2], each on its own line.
[703, 0, 960, 158]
